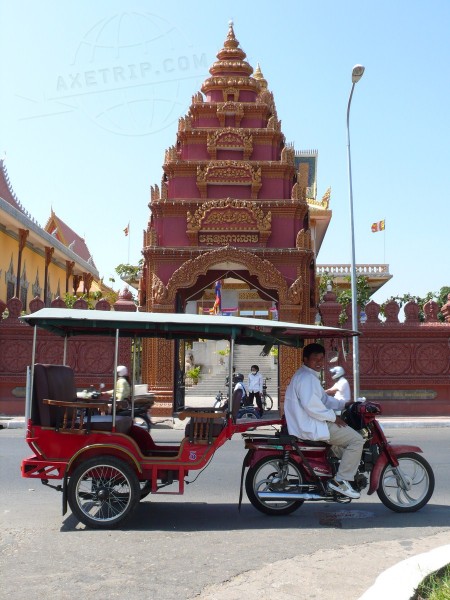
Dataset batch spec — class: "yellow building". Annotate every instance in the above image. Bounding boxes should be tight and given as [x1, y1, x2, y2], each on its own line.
[0, 159, 102, 310]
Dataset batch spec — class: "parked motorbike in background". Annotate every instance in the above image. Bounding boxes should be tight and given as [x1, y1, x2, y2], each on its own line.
[77, 384, 153, 431]
[241, 399, 435, 515]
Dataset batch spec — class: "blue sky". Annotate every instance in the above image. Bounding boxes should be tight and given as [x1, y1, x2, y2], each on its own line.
[1, 0, 449, 304]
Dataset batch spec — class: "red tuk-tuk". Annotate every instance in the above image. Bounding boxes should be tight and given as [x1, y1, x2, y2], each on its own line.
[20, 308, 356, 528]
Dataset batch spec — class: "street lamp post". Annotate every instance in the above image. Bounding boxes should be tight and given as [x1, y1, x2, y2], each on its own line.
[346, 64, 365, 401]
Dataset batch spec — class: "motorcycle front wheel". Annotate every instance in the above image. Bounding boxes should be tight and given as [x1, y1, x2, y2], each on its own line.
[377, 452, 435, 512]
[245, 455, 304, 516]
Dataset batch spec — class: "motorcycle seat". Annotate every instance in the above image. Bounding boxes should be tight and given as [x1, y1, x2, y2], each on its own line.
[295, 438, 329, 447]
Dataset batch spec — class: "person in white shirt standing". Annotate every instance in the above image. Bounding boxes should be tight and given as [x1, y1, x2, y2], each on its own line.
[325, 366, 351, 403]
[248, 364, 263, 416]
[283, 343, 364, 499]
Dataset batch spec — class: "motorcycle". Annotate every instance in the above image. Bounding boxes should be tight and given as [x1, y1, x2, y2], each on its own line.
[241, 400, 435, 514]
[77, 385, 153, 431]
[214, 390, 261, 420]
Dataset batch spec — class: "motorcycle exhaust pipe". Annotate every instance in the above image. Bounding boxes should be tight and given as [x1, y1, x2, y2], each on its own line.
[258, 492, 328, 501]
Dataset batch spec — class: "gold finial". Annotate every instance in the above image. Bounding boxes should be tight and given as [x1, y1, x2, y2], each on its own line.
[226, 20, 237, 45]
[253, 62, 268, 90]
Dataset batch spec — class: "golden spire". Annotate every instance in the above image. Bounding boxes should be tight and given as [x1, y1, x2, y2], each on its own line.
[253, 63, 268, 90]
[209, 22, 253, 76]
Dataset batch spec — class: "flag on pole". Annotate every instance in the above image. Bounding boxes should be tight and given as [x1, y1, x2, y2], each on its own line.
[371, 220, 385, 233]
[123, 223, 129, 236]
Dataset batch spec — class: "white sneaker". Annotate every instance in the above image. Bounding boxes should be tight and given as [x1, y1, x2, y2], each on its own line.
[328, 478, 360, 499]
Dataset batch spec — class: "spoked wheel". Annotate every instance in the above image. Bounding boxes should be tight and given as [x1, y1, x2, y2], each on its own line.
[377, 452, 435, 512]
[245, 455, 304, 516]
[262, 394, 273, 411]
[68, 456, 140, 528]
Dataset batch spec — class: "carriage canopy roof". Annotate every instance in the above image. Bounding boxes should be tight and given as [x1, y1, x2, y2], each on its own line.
[20, 308, 358, 349]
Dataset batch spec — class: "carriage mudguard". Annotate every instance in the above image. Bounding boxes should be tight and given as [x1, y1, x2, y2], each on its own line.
[368, 444, 423, 495]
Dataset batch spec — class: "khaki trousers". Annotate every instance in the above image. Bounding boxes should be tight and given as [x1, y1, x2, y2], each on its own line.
[327, 422, 364, 481]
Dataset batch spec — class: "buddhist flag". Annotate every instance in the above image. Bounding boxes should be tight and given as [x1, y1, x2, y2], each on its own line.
[371, 220, 385, 233]
[123, 223, 129, 236]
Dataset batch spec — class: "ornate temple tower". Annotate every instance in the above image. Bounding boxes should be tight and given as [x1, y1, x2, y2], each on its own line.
[142, 24, 319, 415]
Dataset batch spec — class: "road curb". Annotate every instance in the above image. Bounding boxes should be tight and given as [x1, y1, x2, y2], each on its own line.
[357, 544, 450, 600]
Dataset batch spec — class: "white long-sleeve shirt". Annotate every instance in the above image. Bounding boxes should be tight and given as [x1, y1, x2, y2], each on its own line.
[248, 371, 263, 393]
[284, 365, 347, 441]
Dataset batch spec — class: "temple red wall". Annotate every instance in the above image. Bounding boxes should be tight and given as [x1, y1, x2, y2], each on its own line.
[319, 293, 450, 416]
[0, 296, 133, 416]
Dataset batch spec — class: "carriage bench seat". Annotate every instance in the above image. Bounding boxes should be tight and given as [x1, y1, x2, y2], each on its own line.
[178, 409, 227, 445]
[32, 364, 133, 434]
[43, 400, 133, 434]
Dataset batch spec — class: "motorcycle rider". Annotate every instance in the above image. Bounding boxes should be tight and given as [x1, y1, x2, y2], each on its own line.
[233, 373, 248, 404]
[284, 343, 364, 499]
[325, 366, 351, 403]
[106, 365, 131, 412]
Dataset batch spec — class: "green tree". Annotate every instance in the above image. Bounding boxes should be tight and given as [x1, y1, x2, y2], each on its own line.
[380, 286, 449, 322]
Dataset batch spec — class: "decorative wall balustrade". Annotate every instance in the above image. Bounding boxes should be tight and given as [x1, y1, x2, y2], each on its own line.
[319, 293, 450, 416]
[0, 294, 133, 415]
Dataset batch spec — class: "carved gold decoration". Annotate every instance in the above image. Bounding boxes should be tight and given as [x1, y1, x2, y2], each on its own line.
[287, 277, 304, 305]
[166, 247, 288, 303]
[196, 162, 261, 199]
[178, 115, 192, 131]
[150, 184, 161, 203]
[151, 274, 168, 303]
[198, 233, 259, 245]
[308, 187, 331, 209]
[223, 87, 239, 101]
[296, 229, 312, 250]
[216, 102, 244, 127]
[239, 291, 260, 299]
[164, 145, 178, 164]
[186, 198, 271, 245]
[207, 129, 253, 160]
[291, 182, 306, 202]
[281, 146, 295, 165]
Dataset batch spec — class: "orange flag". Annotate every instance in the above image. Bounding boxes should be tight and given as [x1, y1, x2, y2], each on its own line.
[371, 220, 385, 233]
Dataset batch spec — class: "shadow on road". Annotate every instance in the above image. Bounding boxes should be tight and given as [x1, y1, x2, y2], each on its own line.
[60, 501, 450, 532]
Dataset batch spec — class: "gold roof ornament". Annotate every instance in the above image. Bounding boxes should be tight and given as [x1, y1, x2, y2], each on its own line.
[253, 63, 268, 90]
[209, 22, 253, 77]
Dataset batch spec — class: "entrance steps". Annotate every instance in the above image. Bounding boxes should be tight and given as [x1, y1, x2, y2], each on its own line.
[185, 344, 278, 398]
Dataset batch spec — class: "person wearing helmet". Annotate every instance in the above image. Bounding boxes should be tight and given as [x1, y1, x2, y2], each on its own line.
[325, 366, 351, 403]
[106, 365, 131, 412]
[233, 373, 248, 404]
[248, 364, 263, 415]
[284, 343, 363, 500]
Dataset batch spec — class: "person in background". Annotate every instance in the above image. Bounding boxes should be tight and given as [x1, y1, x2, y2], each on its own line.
[233, 373, 248, 403]
[106, 365, 131, 412]
[283, 343, 363, 499]
[248, 364, 264, 416]
[325, 366, 351, 404]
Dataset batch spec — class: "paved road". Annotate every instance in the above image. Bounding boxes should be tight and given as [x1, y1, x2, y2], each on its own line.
[1, 427, 449, 600]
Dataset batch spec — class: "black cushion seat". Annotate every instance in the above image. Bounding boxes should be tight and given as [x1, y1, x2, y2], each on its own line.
[87, 414, 133, 434]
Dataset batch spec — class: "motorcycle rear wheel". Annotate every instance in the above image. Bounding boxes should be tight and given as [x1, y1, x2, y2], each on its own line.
[245, 455, 304, 516]
[377, 452, 435, 512]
